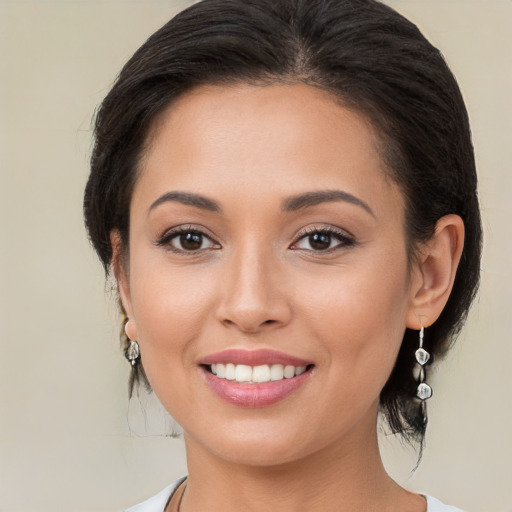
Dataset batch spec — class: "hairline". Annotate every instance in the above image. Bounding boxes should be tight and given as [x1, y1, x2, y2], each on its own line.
[115, 77, 421, 275]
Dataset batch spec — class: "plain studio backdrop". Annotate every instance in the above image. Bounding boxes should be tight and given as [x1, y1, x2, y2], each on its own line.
[0, 1, 510, 511]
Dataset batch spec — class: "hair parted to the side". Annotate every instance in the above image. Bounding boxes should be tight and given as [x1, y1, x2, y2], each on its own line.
[84, 0, 482, 447]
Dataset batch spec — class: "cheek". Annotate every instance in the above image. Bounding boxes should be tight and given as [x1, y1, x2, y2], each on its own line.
[299, 251, 410, 381]
[128, 263, 216, 373]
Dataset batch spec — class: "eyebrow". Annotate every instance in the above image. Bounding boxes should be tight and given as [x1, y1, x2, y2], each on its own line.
[148, 189, 374, 217]
[282, 190, 375, 217]
[149, 191, 221, 213]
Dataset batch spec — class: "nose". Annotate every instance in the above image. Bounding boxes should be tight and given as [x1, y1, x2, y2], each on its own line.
[216, 245, 292, 334]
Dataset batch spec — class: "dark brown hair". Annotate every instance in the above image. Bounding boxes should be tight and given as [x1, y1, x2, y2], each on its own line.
[84, 0, 482, 446]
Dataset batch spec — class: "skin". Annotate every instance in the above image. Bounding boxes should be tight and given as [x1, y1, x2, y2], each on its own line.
[115, 83, 464, 512]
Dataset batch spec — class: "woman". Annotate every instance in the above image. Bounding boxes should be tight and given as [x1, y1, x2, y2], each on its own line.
[84, 0, 481, 510]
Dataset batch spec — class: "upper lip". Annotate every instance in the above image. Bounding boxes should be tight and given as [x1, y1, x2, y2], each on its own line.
[199, 349, 313, 367]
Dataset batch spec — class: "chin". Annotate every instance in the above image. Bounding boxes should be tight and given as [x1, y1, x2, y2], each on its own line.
[213, 440, 309, 467]
[184, 416, 337, 469]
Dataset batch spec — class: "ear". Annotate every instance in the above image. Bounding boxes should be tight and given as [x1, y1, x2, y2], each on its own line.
[406, 214, 465, 329]
[110, 230, 137, 341]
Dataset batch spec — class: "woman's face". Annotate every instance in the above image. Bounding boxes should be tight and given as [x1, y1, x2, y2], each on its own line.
[120, 83, 420, 466]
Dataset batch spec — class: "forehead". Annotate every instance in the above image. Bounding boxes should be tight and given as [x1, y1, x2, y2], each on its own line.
[145, 82, 382, 162]
[135, 83, 403, 219]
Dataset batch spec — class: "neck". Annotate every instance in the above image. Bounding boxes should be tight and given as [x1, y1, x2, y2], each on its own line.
[178, 409, 424, 512]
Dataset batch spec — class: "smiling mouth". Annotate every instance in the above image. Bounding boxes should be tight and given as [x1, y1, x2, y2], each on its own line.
[205, 363, 313, 383]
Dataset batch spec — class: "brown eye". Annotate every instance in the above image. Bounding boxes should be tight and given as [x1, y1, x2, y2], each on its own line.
[162, 229, 218, 252]
[178, 232, 204, 251]
[293, 228, 354, 252]
[308, 233, 331, 251]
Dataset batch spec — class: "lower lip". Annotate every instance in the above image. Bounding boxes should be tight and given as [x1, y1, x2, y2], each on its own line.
[202, 367, 312, 408]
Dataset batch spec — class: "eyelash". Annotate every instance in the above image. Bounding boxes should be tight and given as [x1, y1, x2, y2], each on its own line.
[291, 226, 355, 252]
[155, 226, 220, 253]
[155, 225, 355, 254]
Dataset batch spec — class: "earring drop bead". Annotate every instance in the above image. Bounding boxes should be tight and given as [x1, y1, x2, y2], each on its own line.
[415, 347, 430, 365]
[126, 340, 140, 366]
[415, 327, 432, 401]
[416, 382, 432, 400]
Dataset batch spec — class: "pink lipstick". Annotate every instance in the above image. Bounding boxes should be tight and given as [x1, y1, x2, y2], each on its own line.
[199, 349, 314, 407]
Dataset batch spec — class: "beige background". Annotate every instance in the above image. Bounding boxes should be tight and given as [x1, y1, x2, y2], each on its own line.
[0, 1, 510, 511]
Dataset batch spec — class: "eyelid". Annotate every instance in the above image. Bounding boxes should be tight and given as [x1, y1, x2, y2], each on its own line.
[290, 225, 356, 251]
[153, 223, 354, 253]
[154, 224, 221, 251]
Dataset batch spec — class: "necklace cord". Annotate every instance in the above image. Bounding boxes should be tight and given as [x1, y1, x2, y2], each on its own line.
[176, 482, 187, 512]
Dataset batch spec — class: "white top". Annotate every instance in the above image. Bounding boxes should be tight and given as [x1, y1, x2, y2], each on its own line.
[124, 478, 464, 512]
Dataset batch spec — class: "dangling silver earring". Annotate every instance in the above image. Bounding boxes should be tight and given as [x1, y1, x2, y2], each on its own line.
[415, 326, 432, 400]
[126, 340, 140, 367]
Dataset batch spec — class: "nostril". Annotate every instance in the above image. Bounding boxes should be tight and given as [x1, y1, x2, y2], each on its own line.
[221, 317, 279, 333]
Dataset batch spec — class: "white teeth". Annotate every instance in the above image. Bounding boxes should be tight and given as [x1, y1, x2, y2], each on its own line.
[216, 363, 226, 378]
[270, 364, 284, 381]
[295, 366, 306, 376]
[209, 363, 309, 383]
[235, 364, 252, 382]
[252, 365, 270, 383]
[225, 363, 236, 380]
[284, 365, 295, 379]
